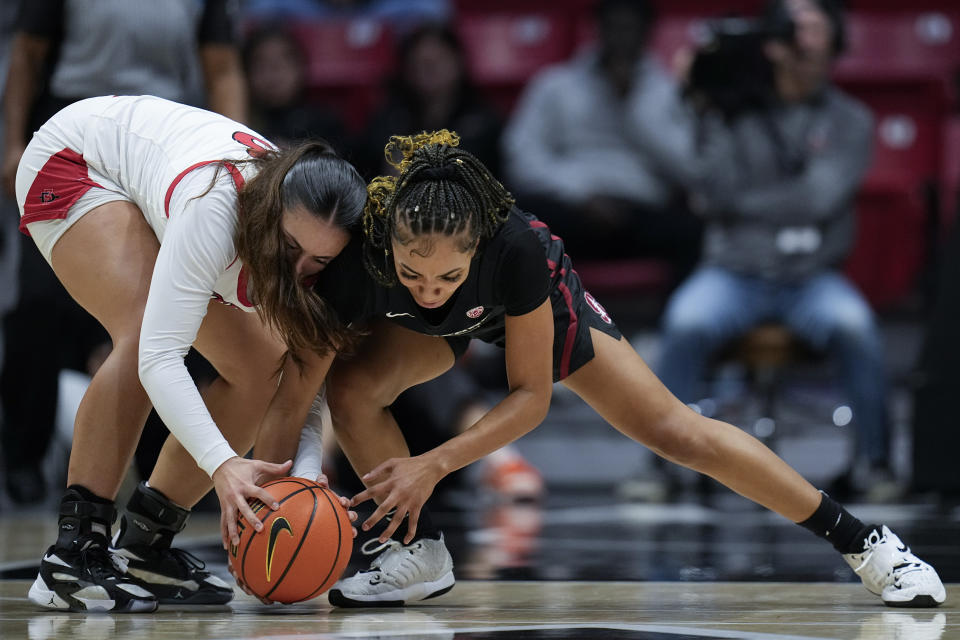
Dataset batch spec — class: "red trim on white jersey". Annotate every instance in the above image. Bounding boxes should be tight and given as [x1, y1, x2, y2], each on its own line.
[236, 264, 253, 307]
[162, 160, 253, 309]
[20, 148, 104, 235]
[163, 160, 244, 217]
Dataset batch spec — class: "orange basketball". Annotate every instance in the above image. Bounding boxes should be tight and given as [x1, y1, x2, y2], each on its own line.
[228, 477, 352, 603]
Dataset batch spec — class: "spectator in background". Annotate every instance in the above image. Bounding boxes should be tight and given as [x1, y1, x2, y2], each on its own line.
[0, 0, 247, 505]
[243, 0, 450, 31]
[355, 22, 503, 179]
[242, 24, 347, 149]
[502, 0, 701, 278]
[659, 0, 895, 500]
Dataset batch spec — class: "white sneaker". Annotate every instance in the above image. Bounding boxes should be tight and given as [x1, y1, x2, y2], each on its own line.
[328, 535, 455, 608]
[843, 525, 946, 608]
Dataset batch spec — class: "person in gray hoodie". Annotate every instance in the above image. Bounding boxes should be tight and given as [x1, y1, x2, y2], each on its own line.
[659, 0, 891, 499]
[502, 0, 702, 279]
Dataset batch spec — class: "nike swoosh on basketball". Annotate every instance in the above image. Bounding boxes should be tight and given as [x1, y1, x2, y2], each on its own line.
[386, 312, 413, 318]
[266, 517, 293, 582]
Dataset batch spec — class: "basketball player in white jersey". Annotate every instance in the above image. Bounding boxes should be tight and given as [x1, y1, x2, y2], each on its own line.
[15, 95, 367, 612]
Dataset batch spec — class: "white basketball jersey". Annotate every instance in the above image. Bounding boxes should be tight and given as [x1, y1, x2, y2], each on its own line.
[48, 95, 275, 310]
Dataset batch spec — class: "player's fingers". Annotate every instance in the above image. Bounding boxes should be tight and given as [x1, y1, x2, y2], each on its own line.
[254, 486, 281, 511]
[347, 509, 358, 522]
[220, 511, 231, 550]
[362, 500, 394, 532]
[315, 474, 329, 487]
[259, 459, 293, 481]
[337, 494, 350, 508]
[403, 507, 421, 545]
[238, 499, 264, 534]
[360, 461, 390, 485]
[225, 505, 241, 548]
[228, 565, 251, 595]
[350, 488, 373, 507]
[379, 509, 405, 543]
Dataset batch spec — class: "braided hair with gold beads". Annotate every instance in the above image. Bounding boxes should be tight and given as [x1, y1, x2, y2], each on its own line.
[362, 130, 515, 286]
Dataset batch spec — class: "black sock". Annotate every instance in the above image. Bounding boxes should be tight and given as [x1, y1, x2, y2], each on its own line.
[797, 491, 876, 554]
[394, 505, 441, 543]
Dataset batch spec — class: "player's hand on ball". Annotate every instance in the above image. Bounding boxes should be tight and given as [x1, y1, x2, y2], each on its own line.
[228, 563, 277, 605]
[314, 474, 359, 538]
[351, 454, 443, 544]
[212, 457, 293, 551]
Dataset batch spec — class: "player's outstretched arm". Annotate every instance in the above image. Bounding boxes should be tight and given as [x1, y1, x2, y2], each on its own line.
[253, 349, 334, 466]
[352, 300, 555, 543]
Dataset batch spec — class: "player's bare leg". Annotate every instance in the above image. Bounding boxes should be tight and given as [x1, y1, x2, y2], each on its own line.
[113, 283, 287, 606]
[562, 329, 821, 521]
[562, 328, 945, 607]
[324, 322, 456, 607]
[29, 201, 160, 612]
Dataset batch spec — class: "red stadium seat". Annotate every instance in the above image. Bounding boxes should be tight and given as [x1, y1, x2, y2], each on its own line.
[287, 20, 395, 130]
[573, 258, 672, 299]
[573, 14, 704, 70]
[845, 190, 928, 309]
[835, 10, 960, 96]
[456, 11, 575, 112]
[941, 117, 960, 230]
[841, 82, 944, 308]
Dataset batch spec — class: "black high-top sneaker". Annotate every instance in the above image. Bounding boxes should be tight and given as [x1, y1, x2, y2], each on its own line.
[28, 488, 157, 612]
[112, 482, 233, 605]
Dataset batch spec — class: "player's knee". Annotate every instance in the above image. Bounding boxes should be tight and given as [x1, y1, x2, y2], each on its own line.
[647, 409, 715, 469]
[218, 349, 282, 396]
[327, 363, 390, 424]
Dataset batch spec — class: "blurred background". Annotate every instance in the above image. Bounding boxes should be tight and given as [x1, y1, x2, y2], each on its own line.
[1, 0, 960, 587]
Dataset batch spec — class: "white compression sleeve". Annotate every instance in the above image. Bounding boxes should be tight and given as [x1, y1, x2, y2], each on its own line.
[138, 175, 240, 478]
[292, 388, 328, 480]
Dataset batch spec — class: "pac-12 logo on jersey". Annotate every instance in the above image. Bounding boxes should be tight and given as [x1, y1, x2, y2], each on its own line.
[584, 292, 612, 324]
[466, 306, 484, 319]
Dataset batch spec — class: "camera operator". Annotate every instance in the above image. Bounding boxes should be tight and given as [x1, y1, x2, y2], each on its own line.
[658, 0, 898, 500]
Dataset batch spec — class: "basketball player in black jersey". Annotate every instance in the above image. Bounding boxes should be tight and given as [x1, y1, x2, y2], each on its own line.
[259, 131, 945, 609]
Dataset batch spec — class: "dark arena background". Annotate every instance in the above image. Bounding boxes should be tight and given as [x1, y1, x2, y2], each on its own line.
[0, 0, 958, 638]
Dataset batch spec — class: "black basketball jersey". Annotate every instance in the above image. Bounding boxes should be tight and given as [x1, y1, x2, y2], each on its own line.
[314, 207, 571, 348]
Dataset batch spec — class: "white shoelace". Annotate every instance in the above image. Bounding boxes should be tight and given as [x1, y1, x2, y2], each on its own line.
[357, 538, 427, 586]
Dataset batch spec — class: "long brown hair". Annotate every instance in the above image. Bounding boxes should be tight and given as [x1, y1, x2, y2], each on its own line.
[235, 141, 366, 359]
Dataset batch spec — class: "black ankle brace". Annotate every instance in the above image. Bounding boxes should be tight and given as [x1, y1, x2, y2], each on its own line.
[56, 487, 117, 550]
[114, 482, 190, 549]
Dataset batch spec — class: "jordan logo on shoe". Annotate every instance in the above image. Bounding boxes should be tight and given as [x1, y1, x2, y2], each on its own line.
[47, 595, 55, 605]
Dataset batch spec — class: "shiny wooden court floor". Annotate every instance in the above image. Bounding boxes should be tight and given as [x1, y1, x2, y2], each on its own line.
[0, 579, 956, 639]
[1, 504, 957, 640]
